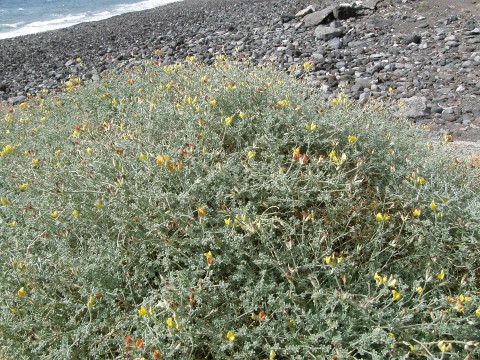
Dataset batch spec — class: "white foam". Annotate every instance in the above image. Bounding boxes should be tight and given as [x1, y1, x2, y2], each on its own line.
[0, 0, 182, 40]
[1, 22, 26, 28]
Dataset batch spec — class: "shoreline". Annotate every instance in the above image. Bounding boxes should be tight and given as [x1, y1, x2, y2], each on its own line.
[0, 0, 185, 41]
[1, 0, 479, 141]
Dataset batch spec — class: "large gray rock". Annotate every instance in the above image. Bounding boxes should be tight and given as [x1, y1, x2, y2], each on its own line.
[357, 0, 379, 10]
[314, 26, 345, 41]
[396, 96, 427, 118]
[7, 95, 27, 104]
[302, 6, 335, 27]
[295, 5, 315, 18]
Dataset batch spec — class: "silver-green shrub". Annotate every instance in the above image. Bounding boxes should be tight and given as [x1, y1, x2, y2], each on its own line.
[1, 58, 479, 359]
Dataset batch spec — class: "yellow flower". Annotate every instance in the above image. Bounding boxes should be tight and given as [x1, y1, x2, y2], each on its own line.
[138, 305, 148, 316]
[18, 182, 29, 191]
[303, 61, 313, 70]
[156, 154, 171, 166]
[55, 149, 61, 156]
[226, 330, 235, 341]
[383, 213, 391, 221]
[17, 287, 25, 297]
[9, 221, 16, 228]
[50, 210, 59, 219]
[412, 208, 421, 218]
[248, 150, 255, 159]
[1, 197, 11, 205]
[392, 290, 402, 300]
[94, 200, 103, 209]
[332, 98, 338, 106]
[197, 207, 206, 217]
[239, 111, 246, 120]
[111, 98, 118, 105]
[376, 213, 383, 222]
[437, 269, 445, 280]
[204, 251, 213, 259]
[437, 341, 452, 353]
[269, 350, 277, 359]
[430, 200, 436, 211]
[86, 147, 92, 155]
[475, 307, 480, 318]
[73, 130, 80, 138]
[225, 116, 233, 125]
[305, 122, 317, 130]
[72, 209, 80, 218]
[415, 177, 425, 185]
[166, 317, 174, 327]
[2, 144, 12, 155]
[210, 99, 217, 107]
[329, 150, 338, 163]
[324, 254, 343, 267]
[292, 147, 300, 156]
[417, 286, 424, 295]
[139, 153, 147, 161]
[87, 295, 95, 310]
[374, 272, 384, 285]
[31, 158, 39, 167]
[347, 135, 357, 143]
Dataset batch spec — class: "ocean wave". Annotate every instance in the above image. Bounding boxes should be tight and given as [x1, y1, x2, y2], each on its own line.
[113, 0, 181, 14]
[0, 22, 25, 29]
[0, 0, 181, 40]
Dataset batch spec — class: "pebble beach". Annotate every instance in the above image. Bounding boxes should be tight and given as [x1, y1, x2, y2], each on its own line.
[1, 0, 479, 141]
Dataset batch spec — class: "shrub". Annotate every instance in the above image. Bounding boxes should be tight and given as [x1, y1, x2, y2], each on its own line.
[1, 58, 479, 359]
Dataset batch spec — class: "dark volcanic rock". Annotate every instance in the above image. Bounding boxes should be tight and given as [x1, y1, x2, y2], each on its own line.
[404, 34, 422, 44]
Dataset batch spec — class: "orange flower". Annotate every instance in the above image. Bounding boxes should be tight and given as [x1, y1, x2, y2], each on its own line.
[198, 207, 206, 217]
[125, 335, 132, 343]
[204, 251, 214, 265]
[258, 311, 267, 320]
[135, 338, 143, 348]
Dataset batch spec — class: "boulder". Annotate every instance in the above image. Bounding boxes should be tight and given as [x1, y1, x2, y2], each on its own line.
[295, 5, 315, 18]
[7, 95, 27, 105]
[302, 6, 335, 27]
[396, 96, 427, 118]
[404, 34, 422, 45]
[314, 26, 345, 41]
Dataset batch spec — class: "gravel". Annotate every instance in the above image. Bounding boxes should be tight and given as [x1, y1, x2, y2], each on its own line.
[1, 0, 479, 141]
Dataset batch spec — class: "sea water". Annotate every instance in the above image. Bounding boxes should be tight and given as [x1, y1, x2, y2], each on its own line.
[0, 0, 181, 39]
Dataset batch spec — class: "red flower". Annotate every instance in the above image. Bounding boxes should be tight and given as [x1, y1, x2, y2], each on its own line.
[125, 335, 132, 343]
